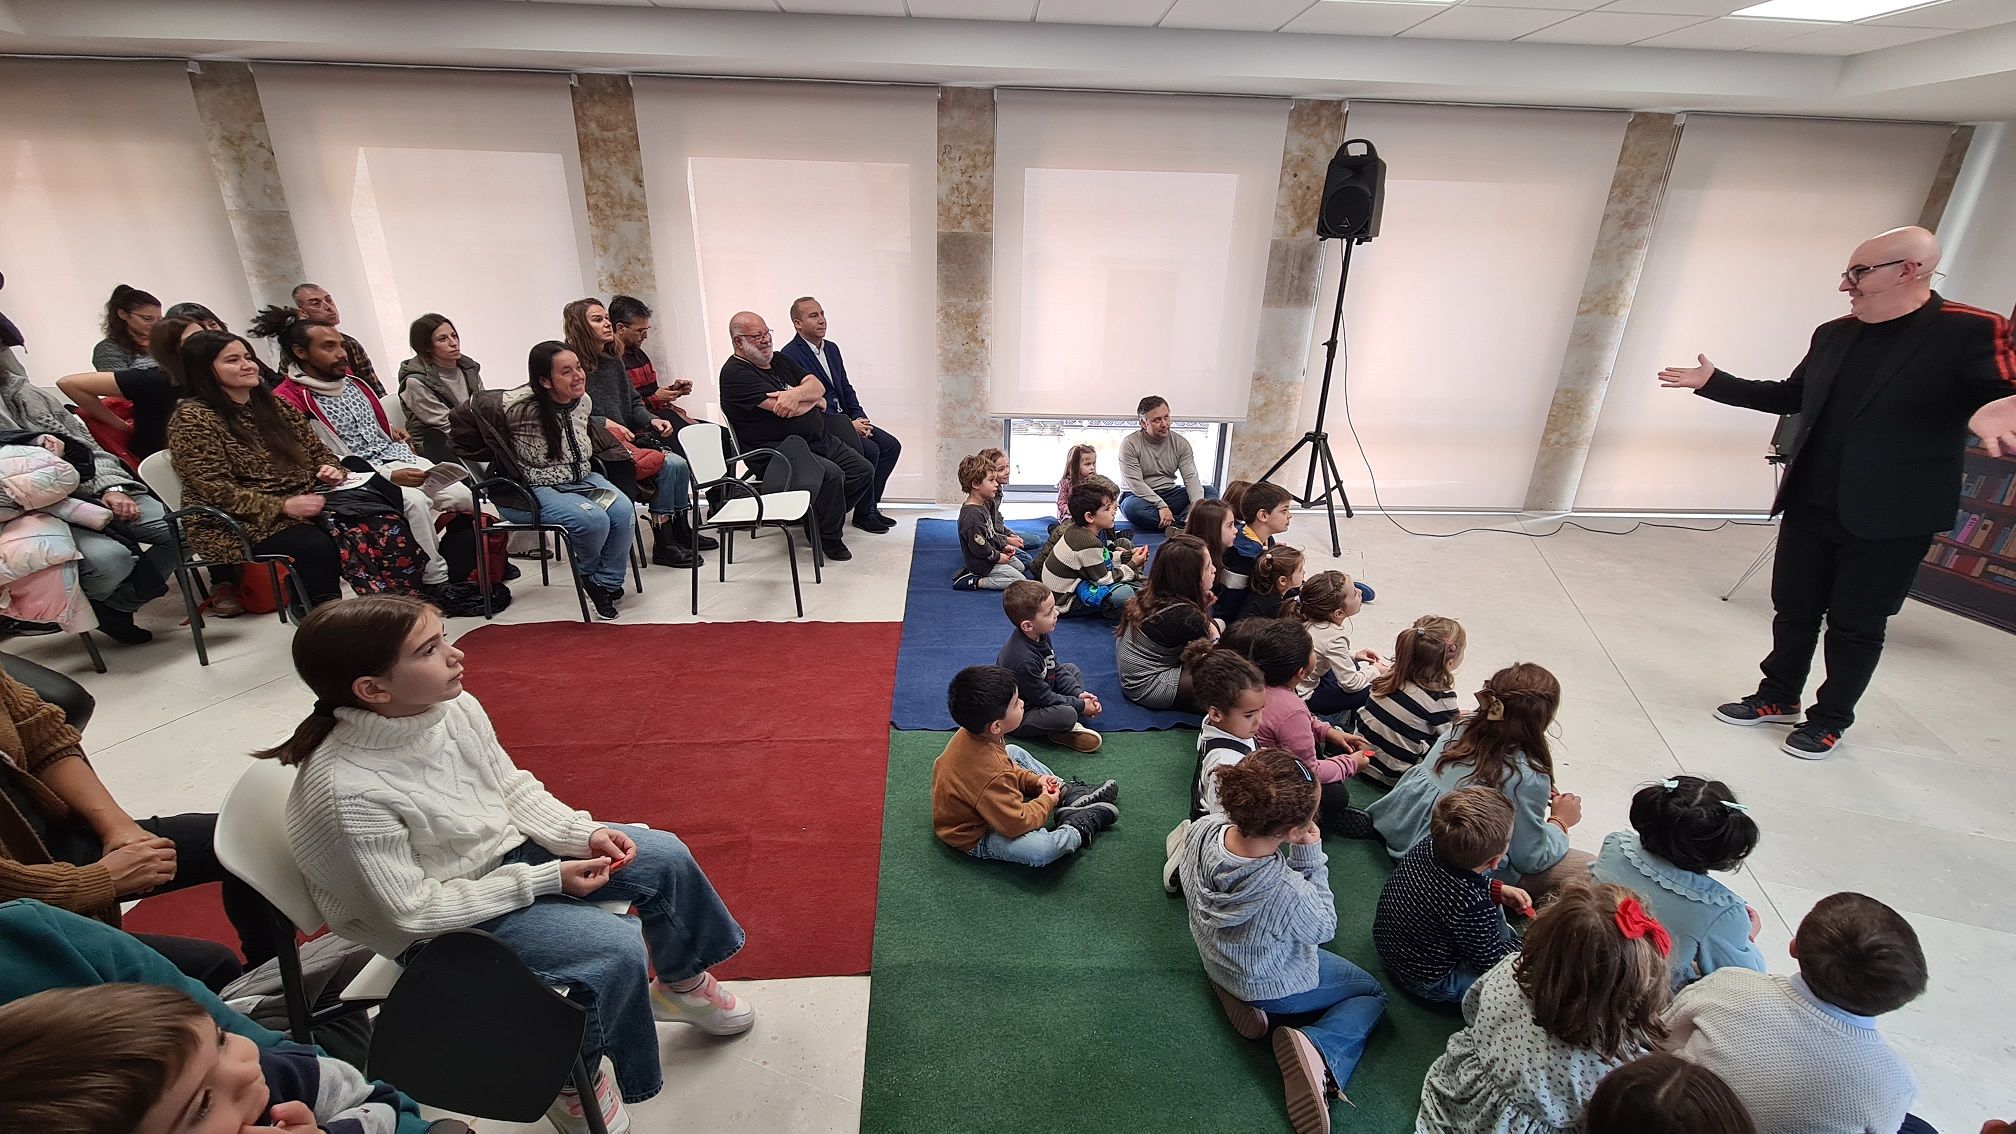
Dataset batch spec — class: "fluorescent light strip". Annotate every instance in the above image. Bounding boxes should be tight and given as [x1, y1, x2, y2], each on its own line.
[1732, 0, 1952, 21]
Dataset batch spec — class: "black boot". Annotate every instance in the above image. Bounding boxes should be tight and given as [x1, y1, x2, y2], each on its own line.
[652, 521, 699, 569]
[90, 602, 153, 646]
[676, 510, 719, 551]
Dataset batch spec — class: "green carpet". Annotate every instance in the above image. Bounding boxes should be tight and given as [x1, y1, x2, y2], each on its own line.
[862, 729, 1463, 1134]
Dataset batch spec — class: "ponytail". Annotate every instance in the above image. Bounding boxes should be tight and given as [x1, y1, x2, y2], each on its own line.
[1371, 614, 1466, 698]
[252, 701, 341, 767]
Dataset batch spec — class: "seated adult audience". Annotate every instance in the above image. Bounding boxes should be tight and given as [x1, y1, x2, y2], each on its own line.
[264, 310, 467, 591]
[166, 331, 351, 608]
[292, 282, 383, 395]
[717, 311, 871, 562]
[1119, 395, 1214, 533]
[164, 301, 283, 385]
[91, 284, 160, 372]
[0, 670, 268, 990]
[563, 298, 701, 569]
[397, 313, 485, 464]
[779, 296, 898, 533]
[449, 341, 636, 620]
[610, 294, 683, 418]
[58, 316, 203, 462]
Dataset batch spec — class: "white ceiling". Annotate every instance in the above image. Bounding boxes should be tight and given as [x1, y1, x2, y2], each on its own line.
[547, 0, 2016, 56]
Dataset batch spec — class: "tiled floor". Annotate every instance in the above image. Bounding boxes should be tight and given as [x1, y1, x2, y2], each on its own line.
[10, 505, 2010, 1131]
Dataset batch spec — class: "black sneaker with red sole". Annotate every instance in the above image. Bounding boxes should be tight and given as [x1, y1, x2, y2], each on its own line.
[1713, 696, 1801, 726]
[1781, 723, 1843, 760]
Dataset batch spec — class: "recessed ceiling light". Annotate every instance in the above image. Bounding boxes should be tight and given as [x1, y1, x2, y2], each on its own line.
[1731, 0, 1951, 20]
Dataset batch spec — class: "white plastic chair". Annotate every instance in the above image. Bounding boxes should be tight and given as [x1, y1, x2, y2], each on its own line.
[679, 423, 817, 618]
[216, 760, 632, 1045]
[136, 450, 304, 664]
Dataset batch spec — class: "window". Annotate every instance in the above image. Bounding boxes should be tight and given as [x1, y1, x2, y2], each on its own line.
[1003, 418, 1227, 496]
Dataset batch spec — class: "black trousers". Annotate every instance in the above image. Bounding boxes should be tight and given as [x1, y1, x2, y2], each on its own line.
[252, 523, 344, 606]
[806, 431, 872, 542]
[840, 421, 901, 517]
[48, 811, 275, 991]
[1758, 505, 1932, 731]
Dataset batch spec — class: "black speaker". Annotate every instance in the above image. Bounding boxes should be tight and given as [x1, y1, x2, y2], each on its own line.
[1317, 139, 1384, 242]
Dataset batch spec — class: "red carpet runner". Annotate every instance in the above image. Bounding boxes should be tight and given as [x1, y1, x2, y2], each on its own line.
[125, 619, 902, 981]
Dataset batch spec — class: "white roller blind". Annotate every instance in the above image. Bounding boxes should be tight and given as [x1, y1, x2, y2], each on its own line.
[0, 61, 253, 378]
[631, 79, 938, 500]
[1278, 102, 1628, 510]
[255, 66, 594, 385]
[1577, 115, 1950, 512]
[992, 90, 1289, 421]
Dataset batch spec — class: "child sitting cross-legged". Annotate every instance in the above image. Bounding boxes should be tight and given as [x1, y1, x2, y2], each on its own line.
[1229, 617, 1376, 839]
[1177, 747, 1388, 1134]
[1162, 645, 1268, 893]
[1374, 786, 1536, 1005]
[1358, 614, 1465, 787]
[954, 453, 1026, 591]
[1114, 535, 1219, 712]
[1417, 881, 1673, 1134]
[995, 580, 1103, 753]
[1663, 892, 1932, 1134]
[932, 665, 1118, 868]
[1285, 569, 1388, 722]
[1038, 480, 1147, 620]
[1590, 775, 1766, 990]
[0, 982, 425, 1134]
[1236, 545, 1305, 624]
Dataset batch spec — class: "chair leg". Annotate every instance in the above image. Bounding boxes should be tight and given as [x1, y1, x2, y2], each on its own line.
[805, 516, 824, 584]
[629, 517, 645, 594]
[559, 532, 591, 623]
[573, 1054, 612, 1134]
[77, 632, 106, 674]
[719, 531, 729, 582]
[173, 566, 211, 668]
[690, 521, 703, 615]
[272, 912, 315, 1044]
[267, 563, 290, 624]
[475, 530, 496, 620]
[780, 527, 803, 619]
[539, 531, 553, 587]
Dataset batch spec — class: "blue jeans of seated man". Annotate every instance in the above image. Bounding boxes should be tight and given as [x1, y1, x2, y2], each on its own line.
[74, 493, 174, 611]
[1119, 483, 1217, 533]
[496, 473, 634, 593]
[1246, 949, 1388, 1091]
[965, 746, 1083, 868]
[1403, 964, 1481, 1005]
[428, 825, 746, 1105]
[647, 451, 693, 516]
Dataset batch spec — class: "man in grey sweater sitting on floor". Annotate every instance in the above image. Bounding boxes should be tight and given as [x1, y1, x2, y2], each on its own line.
[1118, 395, 1214, 533]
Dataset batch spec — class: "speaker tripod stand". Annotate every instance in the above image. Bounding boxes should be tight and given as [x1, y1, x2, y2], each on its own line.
[1259, 235, 1364, 559]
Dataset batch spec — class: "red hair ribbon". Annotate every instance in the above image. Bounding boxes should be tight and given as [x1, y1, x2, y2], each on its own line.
[1614, 897, 1672, 958]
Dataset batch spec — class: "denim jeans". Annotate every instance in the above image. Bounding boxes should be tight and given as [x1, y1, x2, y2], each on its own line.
[1247, 950, 1388, 1092]
[1118, 483, 1216, 532]
[965, 747, 1082, 868]
[1061, 582, 1138, 620]
[496, 473, 634, 592]
[1403, 965, 1481, 1004]
[452, 826, 745, 1105]
[649, 452, 692, 515]
[73, 492, 174, 610]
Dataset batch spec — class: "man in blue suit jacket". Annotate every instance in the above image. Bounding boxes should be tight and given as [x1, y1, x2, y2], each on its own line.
[779, 297, 898, 533]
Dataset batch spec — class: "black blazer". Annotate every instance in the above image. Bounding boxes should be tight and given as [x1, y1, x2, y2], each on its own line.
[1697, 293, 2016, 540]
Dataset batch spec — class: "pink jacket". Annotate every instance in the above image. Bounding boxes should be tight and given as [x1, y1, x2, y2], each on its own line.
[0, 445, 115, 631]
[1257, 685, 1360, 784]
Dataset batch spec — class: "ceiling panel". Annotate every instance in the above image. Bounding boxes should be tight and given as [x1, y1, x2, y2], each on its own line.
[906, 0, 1038, 18]
[778, 0, 904, 12]
[1595, 0, 1750, 14]
[644, 0, 778, 9]
[1868, 0, 2016, 30]
[1516, 9, 1703, 41]
[1159, 0, 1319, 32]
[1634, 14, 1813, 47]
[1398, 5, 1583, 40]
[1032, 0, 1175, 25]
[1763, 21, 1955, 52]
[1279, 1, 1450, 36]
[1462, 0, 1614, 11]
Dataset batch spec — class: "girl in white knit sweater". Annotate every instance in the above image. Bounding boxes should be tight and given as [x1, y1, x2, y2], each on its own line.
[257, 595, 753, 1134]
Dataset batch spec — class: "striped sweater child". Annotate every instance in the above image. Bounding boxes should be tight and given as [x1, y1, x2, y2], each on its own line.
[1358, 678, 1461, 786]
[1037, 520, 1141, 616]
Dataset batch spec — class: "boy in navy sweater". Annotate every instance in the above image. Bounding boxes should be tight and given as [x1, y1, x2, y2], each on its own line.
[995, 580, 1103, 753]
[1372, 787, 1534, 1003]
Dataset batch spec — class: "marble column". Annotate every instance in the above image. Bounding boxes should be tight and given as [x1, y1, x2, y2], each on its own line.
[936, 86, 998, 505]
[1523, 112, 1684, 514]
[1917, 124, 1975, 233]
[187, 62, 305, 311]
[570, 73, 657, 299]
[1226, 99, 1346, 485]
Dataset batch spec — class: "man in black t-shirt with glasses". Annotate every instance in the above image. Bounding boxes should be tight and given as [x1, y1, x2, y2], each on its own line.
[717, 311, 871, 562]
[1660, 225, 2016, 760]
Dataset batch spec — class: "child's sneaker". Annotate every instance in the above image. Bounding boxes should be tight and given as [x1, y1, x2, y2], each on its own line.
[952, 572, 981, 591]
[1058, 778, 1118, 811]
[1212, 980, 1269, 1040]
[1272, 1027, 1333, 1134]
[1162, 819, 1192, 894]
[1057, 801, 1117, 849]
[1050, 723, 1102, 753]
[650, 973, 756, 1035]
[546, 1058, 631, 1134]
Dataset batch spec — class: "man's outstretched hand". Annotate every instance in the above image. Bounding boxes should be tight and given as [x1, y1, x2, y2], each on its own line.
[1657, 354, 1715, 390]
[1971, 394, 2016, 457]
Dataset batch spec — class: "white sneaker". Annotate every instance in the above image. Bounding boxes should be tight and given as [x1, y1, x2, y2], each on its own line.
[546, 1059, 631, 1134]
[650, 972, 756, 1035]
[1163, 819, 1191, 894]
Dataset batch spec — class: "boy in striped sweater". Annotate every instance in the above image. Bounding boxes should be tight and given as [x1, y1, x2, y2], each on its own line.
[1039, 481, 1145, 619]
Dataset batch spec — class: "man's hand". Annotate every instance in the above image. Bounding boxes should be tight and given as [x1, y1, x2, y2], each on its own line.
[101, 837, 177, 896]
[559, 857, 613, 897]
[101, 490, 141, 521]
[649, 418, 675, 437]
[389, 426, 411, 444]
[1079, 691, 1102, 718]
[668, 378, 694, 398]
[1285, 821, 1322, 846]
[588, 827, 637, 870]
[389, 468, 427, 489]
[605, 422, 635, 444]
[1657, 354, 1715, 390]
[1157, 506, 1174, 529]
[852, 418, 873, 438]
[245, 1098, 320, 1134]
[1971, 394, 2016, 457]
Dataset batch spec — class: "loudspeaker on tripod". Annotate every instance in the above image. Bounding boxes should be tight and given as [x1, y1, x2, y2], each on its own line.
[1317, 139, 1384, 242]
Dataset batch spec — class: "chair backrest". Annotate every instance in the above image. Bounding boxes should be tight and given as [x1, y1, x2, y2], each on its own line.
[679, 422, 729, 484]
[366, 929, 589, 1123]
[215, 759, 327, 935]
[137, 449, 183, 510]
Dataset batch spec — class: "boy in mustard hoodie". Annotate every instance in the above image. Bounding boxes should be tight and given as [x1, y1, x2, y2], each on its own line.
[932, 666, 1118, 867]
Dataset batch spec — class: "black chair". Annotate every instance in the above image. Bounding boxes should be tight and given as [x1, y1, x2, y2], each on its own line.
[0, 650, 94, 730]
[137, 451, 306, 666]
[468, 476, 593, 622]
[367, 929, 613, 1134]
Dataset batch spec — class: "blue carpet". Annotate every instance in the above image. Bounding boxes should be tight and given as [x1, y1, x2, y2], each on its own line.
[893, 518, 1192, 732]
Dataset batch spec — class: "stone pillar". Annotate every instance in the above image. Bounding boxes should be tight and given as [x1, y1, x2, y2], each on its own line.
[1523, 112, 1684, 514]
[1226, 99, 1346, 484]
[936, 86, 998, 505]
[570, 74, 658, 299]
[1917, 124, 1975, 233]
[187, 62, 306, 311]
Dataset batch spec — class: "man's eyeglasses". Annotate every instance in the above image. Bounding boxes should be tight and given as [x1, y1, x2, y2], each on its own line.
[732, 330, 773, 344]
[1841, 260, 1907, 286]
